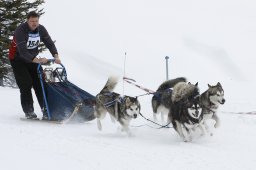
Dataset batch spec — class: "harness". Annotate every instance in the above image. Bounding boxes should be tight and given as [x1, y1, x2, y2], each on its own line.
[97, 93, 132, 119]
[153, 88, 173, 102]
[101, 93, 123, 107]
[204, 105, 217, 114]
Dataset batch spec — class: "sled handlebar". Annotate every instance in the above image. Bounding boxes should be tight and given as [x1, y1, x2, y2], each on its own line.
[39, 59, 65, 67]
[39, 59, 56, 66]
[38, 59, 65, 71]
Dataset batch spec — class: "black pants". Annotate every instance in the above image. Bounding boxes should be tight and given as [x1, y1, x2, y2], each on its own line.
[11, 59, 44, 114]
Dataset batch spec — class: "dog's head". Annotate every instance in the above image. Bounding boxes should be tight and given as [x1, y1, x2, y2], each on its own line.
[123, 96, 140, 119]
[207, 82, 225, 105]
[186, 96, 202, 119]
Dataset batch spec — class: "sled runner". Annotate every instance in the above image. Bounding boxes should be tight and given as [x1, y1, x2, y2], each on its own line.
[36, 59, 96, 123]
[20, 117, 64, 124]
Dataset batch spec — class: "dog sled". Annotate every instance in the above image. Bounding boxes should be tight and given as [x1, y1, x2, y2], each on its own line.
[37, 59, 96, 123]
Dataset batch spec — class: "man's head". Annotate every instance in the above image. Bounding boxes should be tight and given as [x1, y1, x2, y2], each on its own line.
[27, 11, 40, 31]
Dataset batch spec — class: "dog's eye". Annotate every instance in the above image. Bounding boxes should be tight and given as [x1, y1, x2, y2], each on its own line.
[136, 107, 138, 110]
[130, 108, 133, 111]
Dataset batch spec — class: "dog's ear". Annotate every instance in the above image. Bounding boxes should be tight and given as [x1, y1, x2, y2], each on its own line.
[217, 82, 221, 86]
[125, 97, 131, 105]
[208, 84, 212, 88]
[195, 82, 198, 86]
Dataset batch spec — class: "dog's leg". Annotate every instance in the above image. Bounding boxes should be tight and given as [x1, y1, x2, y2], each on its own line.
[167, 110, 173, 124]
[119, 119, 132, 136]
[97, 119, 102, 131]
[203, 120, 213, 136]
[114, 101, 118, 121]
[212, 113, 220, 128]
[95, 108, 106, 131]
[153, 107, 161, 122]
[174, 120, 187, 141]
[197, 117, 207, 136]
[153, 113, 158, 122]
[161, 112, 165, 124]
[183, 124, 192, 142]
[161, 107, 169, 124]
[94, 108, 102, 131]
[152, 99, 158, 122]
[122, 125, 132, 136]
[198, 122, 206, 136]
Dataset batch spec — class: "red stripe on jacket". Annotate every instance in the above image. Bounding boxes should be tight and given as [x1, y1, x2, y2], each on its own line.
[9, 36, 17, 60]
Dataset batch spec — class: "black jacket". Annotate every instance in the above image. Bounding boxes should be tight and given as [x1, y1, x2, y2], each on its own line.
[9, 22, 58, 62]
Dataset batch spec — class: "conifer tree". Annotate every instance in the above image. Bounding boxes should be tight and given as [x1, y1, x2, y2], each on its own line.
[0, 0, 45, 87]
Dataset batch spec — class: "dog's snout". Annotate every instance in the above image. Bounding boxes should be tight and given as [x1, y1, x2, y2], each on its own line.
[134, 114, 137, 118]
[222, 99, 225, 104]
[195, 110, 199, 117]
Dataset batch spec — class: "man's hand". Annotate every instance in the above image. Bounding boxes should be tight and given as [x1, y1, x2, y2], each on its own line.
[33, 57, 48, 64]
[54, 54, 61, 64]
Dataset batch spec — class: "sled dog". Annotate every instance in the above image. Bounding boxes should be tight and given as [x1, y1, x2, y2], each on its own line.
[168, 81, 202, 142]
[151, 77, 186, 123]
[199, 82, 225, 135]
[95, 76, 140, 135]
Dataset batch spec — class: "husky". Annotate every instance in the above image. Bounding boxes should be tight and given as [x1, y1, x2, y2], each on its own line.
[167, 81, 202, 142]
[199, 82, 225, 135]
[151, 77, 186, 123]
[95, 76, 141, 135]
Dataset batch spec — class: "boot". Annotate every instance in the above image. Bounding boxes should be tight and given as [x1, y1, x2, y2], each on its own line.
[25, 112, 37, 119]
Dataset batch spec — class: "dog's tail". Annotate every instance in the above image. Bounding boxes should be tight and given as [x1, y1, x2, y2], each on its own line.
[100, 76, 119, 93]
[157, 77, 187, 91]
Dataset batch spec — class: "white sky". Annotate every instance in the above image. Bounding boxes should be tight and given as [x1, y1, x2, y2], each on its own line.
[40, 0, 256, 85]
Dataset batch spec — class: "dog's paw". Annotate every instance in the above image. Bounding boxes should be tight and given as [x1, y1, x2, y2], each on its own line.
[183, 138, 191, 142]
[182, 134, 192, 142]
[214, 121, 220, 128]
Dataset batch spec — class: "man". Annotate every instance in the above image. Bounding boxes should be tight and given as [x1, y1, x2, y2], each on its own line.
[9, 11, 61, 119]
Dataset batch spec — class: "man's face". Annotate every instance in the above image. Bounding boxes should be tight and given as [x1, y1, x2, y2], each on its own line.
[27, 17, 39, 31]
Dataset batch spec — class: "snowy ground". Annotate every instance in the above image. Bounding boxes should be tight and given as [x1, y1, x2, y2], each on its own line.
[1, 82, 256, 170]
[1, 0, 256, 169]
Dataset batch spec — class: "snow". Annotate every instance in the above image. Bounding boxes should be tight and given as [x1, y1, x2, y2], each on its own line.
[1, 0, 256, 169]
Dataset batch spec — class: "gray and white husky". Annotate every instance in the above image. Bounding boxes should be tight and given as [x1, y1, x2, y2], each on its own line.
[151, 77, 187, 123]
[95, 76, 141, 135]
[168, 81, 202, 142]
[199, 82, 225, 135]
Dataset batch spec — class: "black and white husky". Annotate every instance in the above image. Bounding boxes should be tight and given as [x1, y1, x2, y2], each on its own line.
[95, 76, 141, 135]
[199, 82, 225, 135]
[151, 77, 186, 123]
[168, 81, 202, 142]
